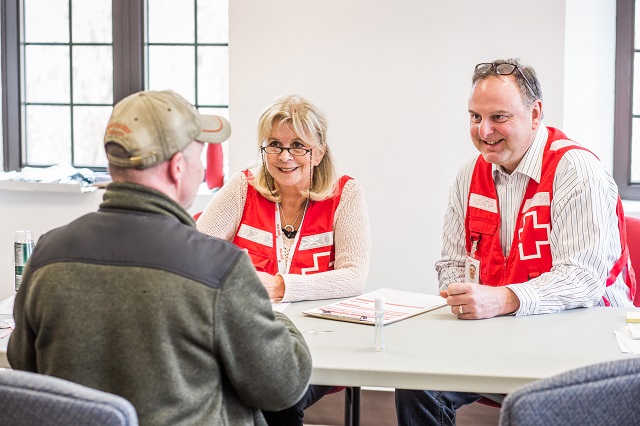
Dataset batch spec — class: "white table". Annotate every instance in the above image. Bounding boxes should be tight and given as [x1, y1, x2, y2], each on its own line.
[0, 337, 8, 368]
[6, 297, 631, 389]
[287, 300, 638, 425]
[286, 299, 636, 394]
[0, 296, 14, 369]
[1, 297, 636, 425]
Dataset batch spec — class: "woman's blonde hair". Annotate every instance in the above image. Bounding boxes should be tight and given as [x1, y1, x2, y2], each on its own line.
[252, 95, 337, 202]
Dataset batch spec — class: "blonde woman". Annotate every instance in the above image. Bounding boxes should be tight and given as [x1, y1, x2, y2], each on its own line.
[197, 94, 371, 424]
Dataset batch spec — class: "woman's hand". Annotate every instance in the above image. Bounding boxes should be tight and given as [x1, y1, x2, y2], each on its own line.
[255, 271, 285, 300]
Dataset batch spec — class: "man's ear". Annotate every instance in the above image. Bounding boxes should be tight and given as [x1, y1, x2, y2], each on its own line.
[531, 99, 543, 130]
[168, 151, 184, 184]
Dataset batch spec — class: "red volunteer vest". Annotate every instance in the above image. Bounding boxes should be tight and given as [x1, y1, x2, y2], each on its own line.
[233, 170, 352, 275]
[465, 127, 635, 303]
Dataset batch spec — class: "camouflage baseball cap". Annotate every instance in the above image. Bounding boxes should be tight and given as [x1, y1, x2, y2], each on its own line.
[104, 90, 231, 169]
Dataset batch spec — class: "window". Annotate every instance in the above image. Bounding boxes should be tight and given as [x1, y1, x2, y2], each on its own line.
[1, 0, 228, 171]
[615, 0, 640, 199]
[0, 4, 3, 168]
[22, 0, 113, 167]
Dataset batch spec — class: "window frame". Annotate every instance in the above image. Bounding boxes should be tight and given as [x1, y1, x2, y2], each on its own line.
[614, 0, 639, 199]
[2, 0, 230, 172]
[1, 0, 23, 171]
[1, 0, 145, 172]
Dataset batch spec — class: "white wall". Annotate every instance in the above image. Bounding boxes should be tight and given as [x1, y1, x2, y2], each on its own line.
[229, 0, 572, 295]
[0, 189, 211, 301]
[0, 190, 104, 301]
[0, 0, 620, 301]
[563, 0, 617, 170]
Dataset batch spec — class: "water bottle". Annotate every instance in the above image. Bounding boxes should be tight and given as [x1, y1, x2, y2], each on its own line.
[14, 230, 35, 292]
[373, 296, 385, 352]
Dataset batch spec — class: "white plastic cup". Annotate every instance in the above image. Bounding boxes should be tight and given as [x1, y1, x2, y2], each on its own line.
[373, 296, 385, 351]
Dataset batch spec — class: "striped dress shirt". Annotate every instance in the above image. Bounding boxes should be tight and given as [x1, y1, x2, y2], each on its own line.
[436, 124, 633, 316]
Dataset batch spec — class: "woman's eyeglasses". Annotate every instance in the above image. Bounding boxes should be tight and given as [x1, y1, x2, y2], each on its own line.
[261, 146, 312, 156]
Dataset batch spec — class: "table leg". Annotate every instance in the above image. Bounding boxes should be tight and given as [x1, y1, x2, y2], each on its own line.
[344, 386, 361, 426]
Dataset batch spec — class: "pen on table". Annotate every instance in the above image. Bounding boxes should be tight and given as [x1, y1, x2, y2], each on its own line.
[321, 312, 370, 322]
[373, 297, 385, 351]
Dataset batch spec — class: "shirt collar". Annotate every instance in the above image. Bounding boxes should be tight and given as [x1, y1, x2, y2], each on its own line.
[100, 182, 196, 227]
[492, 123, 547, 183]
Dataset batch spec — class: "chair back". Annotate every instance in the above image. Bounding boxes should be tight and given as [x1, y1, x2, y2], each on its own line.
[626, 215, 640, 306]
[0, 369, 138, 426]
[499, 357, 640, 426]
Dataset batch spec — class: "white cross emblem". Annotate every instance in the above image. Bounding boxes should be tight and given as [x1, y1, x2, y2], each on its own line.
[518, 210, 550, 260]
[301, 251, 332, 275]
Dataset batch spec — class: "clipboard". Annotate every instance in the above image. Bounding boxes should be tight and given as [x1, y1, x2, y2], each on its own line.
[302, 288, 447, 325]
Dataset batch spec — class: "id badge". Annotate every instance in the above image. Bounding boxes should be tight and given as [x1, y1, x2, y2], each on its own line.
[465, 256, 480, 284]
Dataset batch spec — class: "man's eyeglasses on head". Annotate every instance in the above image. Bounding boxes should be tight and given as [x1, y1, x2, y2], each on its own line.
[261, 146, 312, 156]
[475, 62, 535, 97]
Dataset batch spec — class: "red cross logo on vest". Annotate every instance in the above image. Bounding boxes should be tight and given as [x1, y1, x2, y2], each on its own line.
[518, 211, 551, 260]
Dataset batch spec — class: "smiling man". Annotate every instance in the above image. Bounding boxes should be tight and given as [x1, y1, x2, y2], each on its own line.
[394, 59, 635, 426]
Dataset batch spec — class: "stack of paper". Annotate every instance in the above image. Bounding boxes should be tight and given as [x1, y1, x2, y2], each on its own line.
[614, 311, 640, 354]
[303, 288, 446, 325]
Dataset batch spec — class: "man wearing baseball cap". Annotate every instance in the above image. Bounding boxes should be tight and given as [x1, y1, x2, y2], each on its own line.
[8, 90, 312, 425]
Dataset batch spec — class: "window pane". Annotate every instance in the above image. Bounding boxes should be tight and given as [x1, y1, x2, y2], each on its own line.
[634, 53, 640, 115]
[0, 5, 3, 167]
[25, 0, 68, 43]
[198, 46, 228, 105]
[199, 107, 228, 118]
[13, 0, 228, 170]
[73, 46, 113, 104]
[73, 106, 111, 167]
[72, 0, 112, 43]
[26, 46, 70, 103]
[632, 118, 640, 183]
[198, 0, 228, 43]
[148, 0, 194, 43]
[636, 2, 640, 48]
[26, 106, 71, 165]
[148, 46, 196, 101]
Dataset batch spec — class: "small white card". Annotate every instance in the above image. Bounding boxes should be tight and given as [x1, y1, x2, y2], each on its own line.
[465, 256, 480, 284]
[271, 302, 290, 313]
[629, 324, 640, 339]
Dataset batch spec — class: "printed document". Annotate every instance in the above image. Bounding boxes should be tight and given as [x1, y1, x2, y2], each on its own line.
[303, 288, 446, 325]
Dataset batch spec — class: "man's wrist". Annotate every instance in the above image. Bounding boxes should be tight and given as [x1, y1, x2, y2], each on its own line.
[503, 287, 521, 315]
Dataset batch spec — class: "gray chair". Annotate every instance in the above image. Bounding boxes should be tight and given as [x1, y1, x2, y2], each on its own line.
[0, 369, 138, 426]
[499, 357, 640, 426]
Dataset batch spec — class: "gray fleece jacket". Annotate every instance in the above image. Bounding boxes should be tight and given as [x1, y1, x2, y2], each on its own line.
[8, 182, 312, 425]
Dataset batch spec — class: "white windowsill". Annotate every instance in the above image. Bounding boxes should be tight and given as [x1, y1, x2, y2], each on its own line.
[0, 180, 99, 193]
[0, 180, 220, 195]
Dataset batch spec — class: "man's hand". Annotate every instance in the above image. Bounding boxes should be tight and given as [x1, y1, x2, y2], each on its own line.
[439, 283, 520, 319]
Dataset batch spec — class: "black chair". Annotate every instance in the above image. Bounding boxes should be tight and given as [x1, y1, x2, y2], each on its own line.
[499, 358, 640, 426]
[0, 369, 138, 426]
